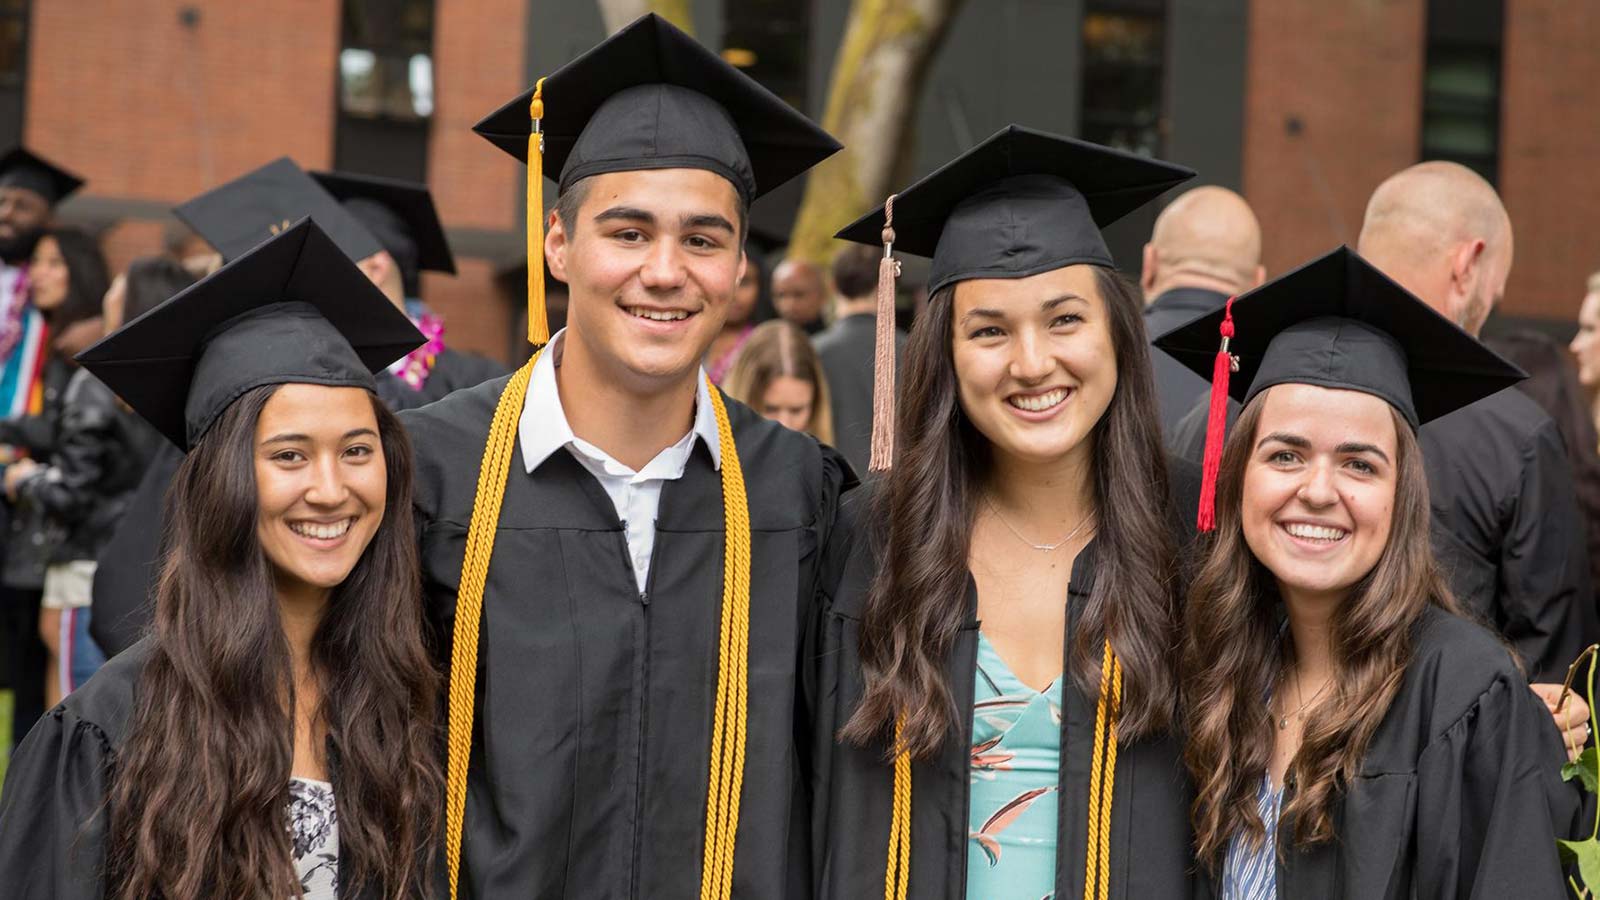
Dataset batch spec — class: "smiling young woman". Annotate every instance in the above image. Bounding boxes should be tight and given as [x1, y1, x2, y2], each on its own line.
[812, 126, 1201, 900]
[1164, 247, 1586, 899]
[0, 221, 441, 900]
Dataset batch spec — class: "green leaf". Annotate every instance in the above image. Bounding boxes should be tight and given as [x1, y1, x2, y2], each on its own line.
[1564, 747, 1600, 794]
[1559, 837, 1600, 892]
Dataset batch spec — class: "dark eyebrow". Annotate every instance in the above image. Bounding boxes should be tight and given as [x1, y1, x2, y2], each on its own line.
[1336, 441, 1391, 463]
[683, 213, 736, 234]
[1041, 294, 1087, 310]
[262, 428, 377, 446]
[959, 307, 1005, 325]
[593, 206, 655, 226]
[1256, 431, 1310, 450]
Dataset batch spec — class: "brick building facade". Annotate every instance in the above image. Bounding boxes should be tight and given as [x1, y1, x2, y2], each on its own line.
[7, 0, 1596, 366]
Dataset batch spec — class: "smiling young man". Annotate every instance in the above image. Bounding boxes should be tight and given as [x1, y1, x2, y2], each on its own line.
[400, 15, 847, 899]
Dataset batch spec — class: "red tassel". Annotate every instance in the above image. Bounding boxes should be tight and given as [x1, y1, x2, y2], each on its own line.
[1196, 297, 1237, 532]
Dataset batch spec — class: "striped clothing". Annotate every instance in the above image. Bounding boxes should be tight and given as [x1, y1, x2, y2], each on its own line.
[0, 264, 46, 418]
[1220, 775, 1283, 900]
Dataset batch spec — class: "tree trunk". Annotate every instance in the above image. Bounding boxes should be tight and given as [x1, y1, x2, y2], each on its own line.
[786, 0, 964, 265]
[596, 0, 694, 35]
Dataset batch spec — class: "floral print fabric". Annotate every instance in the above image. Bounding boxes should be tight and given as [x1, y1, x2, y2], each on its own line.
[966, 632, 1063, 900]
[288, 777, 339, 899]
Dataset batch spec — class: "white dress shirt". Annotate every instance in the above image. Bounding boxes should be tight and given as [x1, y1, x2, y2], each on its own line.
[517, 330, 722, 592]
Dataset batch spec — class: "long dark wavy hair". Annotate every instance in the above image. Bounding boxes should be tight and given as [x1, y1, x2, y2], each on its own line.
[37, 226, 110, 337]
[1182, 396, 1457, 869]
[842, 266, 1179, 759]
[106, 385, 441, 899]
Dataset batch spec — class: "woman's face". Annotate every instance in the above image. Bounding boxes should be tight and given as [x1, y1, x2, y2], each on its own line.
[760, 374, 815, 434]
[1241, 384, 1398, 603]
[1570, 290, 1600, 390]
[729, 257, 760, 326]
[950, 264, 1117, 466]
[254, 384, 387, 602]
[29, 236, 68, 311]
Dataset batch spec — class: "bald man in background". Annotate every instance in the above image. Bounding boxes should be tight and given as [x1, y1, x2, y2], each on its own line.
[1141, 186, 1266, 437]
[1360, 161, 1595, 683]
[1166, 162, 1595, 683]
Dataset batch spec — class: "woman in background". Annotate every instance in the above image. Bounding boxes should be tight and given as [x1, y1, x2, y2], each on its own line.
[705, 247, 768, 384]
[722, 319, 834, 445]
[5, 258, 192, 701]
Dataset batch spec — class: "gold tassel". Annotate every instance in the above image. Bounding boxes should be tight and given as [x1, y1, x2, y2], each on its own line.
[868, 194, 900, 473]
[526, 77, 549, 347]
[1084, 640, 1123, 900]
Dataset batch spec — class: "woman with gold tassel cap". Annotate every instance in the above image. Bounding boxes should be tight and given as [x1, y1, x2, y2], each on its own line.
[811, 124, 1202, 900]
[399, 14, 847, 900]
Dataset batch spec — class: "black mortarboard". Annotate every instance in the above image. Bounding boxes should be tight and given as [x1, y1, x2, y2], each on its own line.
[0, 147, 84, 205]
[474, 13, 839, 203]
[1152, 245, 1524, 529]
[835, 125, 1194, 295]
[311, 170, 456, 286]
[174, 157, 383, 265]
[77, 219, 423, 450]
[472, 12, 840, 347]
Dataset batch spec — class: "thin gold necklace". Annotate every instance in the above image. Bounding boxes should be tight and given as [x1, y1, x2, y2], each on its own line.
[1277, 659, 1333, 730]
[984, 495, 1094, 553]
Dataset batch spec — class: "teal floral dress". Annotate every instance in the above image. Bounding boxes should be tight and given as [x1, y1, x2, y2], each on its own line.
[967, 632, 1062, 900]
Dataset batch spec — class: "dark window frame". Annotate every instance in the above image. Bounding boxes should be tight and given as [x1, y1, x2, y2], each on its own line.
[1420, 0, 1505, 185]
[0, 0, 28, 149]
[333, 0, 436, 182]
[1079, 0, 1170, 159]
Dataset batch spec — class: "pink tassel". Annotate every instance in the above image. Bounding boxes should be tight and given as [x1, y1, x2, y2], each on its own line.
[868, 195, 901, 473]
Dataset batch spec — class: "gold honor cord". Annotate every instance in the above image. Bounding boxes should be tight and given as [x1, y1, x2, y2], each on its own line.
[880, 641, 1122, 900]
[440, 356, 754, 900]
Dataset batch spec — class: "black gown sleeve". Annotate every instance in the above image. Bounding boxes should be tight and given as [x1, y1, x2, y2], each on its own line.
[0, 705, 117, 899]
[1412, 671, 1578, 898]
[1498, 419, 1598, 682]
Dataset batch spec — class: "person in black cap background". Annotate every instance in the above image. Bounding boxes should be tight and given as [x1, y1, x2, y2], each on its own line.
[814, 124, 1199, 900]
[1169, 161, 1597, 691]
[1163, 247, 1582, 898]
[311, 170, 506, 409]
[0, 219, 442, 900]
[407, 14, 847, 898]
[1139, 185, 1265, 440]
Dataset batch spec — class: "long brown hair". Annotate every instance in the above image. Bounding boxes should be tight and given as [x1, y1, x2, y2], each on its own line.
[1183, 395, 1456, 868]
[722, 319, 835, 445]
[106, 385, 441, 899]
[842, 266, 1178, 759]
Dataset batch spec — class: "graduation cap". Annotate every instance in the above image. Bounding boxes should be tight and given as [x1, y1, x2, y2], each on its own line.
[311, 170, 456, 296]
[174, 157, 383, 265]
[77, 218, 423, 450]
[1153, 245, 1525, 529]
[0, 147, 84, 205]
[834, 124, 1194, 471]
[472, 12, 840, 347]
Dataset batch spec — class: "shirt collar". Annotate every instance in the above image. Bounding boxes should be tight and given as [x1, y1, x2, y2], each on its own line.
[518, 329, 723, 474]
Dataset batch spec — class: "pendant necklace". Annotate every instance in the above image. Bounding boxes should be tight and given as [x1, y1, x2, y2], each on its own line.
[985, 495, 1094, 553]
[1277, 658, 1333, 730]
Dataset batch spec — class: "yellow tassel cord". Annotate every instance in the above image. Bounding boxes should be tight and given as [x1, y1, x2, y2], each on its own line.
[526, 77, 549, 347]
[883, 720, 912, 900]
[443, 352, 539, 900]
[1083, 641, 1124, 900]
[440, 359, 753, 900]
[698, 378, 754, 899]
[880, 641, 1120, 900]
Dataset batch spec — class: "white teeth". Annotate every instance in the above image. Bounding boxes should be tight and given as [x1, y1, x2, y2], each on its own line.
[290, 519, 353, 541]
[1007, 388, 1068, 412]
[628, 307, 689, 322]
[1284, 522, 1347, 542]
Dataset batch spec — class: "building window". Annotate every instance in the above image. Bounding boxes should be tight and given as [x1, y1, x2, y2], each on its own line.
[1079, 0, 1167, 157]
[1421, 0, 1503, 184]
[0, 0, 27, 148]
[334, 0, 435, 182]
[721, 0, 812, 114]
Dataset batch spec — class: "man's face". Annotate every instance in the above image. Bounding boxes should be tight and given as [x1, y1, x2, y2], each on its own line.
[0, 186, 50, 263]
[547, 168, 745, 393]
[772, 260, 824, 326]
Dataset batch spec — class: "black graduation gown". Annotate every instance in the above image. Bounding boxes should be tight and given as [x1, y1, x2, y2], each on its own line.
[88, 441, 182, 656]
[810, 462, 1204, 900]
[1144, 287, 1229, 442]
[1207, 606, 1586, 899]
[402, 375, 853, 898]
[377, 347, 507, 412]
